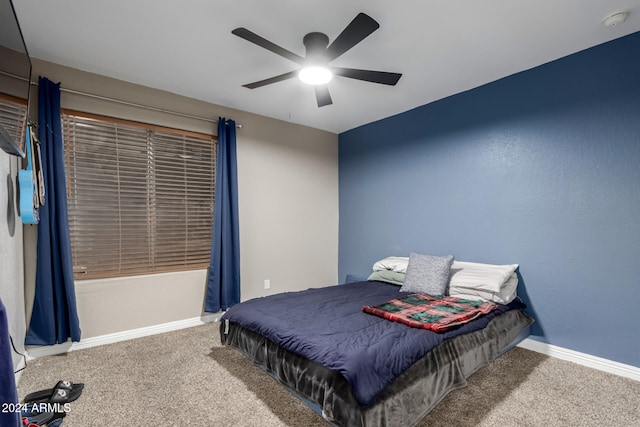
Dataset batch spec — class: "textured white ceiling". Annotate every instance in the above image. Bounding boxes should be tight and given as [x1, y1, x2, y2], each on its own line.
[13, 0, 640, 133]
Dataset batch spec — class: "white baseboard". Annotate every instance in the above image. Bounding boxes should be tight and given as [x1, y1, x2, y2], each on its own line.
[24, 318, 639, 383]
[26, 313, 221, 360]
[14, 357, 27, 385]
[517, 338, 640, 382]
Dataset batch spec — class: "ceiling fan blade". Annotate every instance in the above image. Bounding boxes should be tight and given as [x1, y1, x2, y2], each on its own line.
[314, 85, 333, 107]
[232, 28, 305, 65]
[325, 13, 380, 61]
[243, 70, 299, 89]
[332, 67, 402, 85]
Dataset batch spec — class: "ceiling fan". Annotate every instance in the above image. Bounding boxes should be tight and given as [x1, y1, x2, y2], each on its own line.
[232, 13, 402, 107]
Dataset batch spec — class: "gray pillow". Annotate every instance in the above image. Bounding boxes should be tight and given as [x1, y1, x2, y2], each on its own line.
[400, 252, 454, 295]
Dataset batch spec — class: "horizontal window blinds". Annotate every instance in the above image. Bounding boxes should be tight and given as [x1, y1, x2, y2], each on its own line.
[0, 94, 28, 151]
[62, 111, 216, 279]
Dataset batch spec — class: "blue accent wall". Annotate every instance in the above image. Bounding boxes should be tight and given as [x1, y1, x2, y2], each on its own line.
[339, 31, 640, 367]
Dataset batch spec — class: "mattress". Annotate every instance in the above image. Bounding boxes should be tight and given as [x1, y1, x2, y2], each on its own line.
[220, 281, 533, 426]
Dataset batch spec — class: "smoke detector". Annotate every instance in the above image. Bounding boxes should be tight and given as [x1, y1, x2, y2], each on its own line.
[602, 11, 629, 27]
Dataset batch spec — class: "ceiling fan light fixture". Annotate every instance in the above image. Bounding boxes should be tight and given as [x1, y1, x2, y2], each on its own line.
[233, 13, 401, 106]
[298, 66, 333, 85]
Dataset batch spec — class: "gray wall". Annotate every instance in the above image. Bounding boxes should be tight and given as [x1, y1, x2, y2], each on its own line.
[0, 149, 25, 369]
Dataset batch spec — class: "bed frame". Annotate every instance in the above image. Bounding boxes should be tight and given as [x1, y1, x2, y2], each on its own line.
[221, 307, 533, 426]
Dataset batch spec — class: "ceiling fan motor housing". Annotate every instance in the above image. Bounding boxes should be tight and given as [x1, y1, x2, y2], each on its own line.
[303, 32, 330, 66]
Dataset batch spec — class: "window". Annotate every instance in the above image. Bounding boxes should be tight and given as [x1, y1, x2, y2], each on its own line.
[0, 93, 28, 152]
[62, 111, 216, 279]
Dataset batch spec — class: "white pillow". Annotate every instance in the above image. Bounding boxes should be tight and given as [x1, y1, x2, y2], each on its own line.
[372, 256, 409, 273]
[449, 261, 518, 293]
[449, 272, 518, 304]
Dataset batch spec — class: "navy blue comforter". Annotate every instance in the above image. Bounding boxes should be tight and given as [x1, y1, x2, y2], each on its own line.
[221, 281, 523, 406]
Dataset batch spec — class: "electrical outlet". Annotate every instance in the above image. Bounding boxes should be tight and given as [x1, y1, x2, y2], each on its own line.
[264, 279, 270, 289]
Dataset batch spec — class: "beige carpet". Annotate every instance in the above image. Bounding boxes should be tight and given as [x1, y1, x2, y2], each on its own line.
[18, 322, 640, 426]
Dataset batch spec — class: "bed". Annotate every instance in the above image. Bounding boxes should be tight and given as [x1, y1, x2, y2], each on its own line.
[220, 256, 534, 426]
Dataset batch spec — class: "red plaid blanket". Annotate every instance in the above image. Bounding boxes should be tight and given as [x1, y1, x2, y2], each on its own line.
[362, 293, 498, 332]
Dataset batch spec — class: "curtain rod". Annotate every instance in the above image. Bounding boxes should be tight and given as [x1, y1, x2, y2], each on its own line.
[61, 87, 242, 129]
[0, 70, 242, 128]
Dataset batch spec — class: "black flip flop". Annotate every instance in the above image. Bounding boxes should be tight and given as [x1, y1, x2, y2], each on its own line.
[23, 380, 84, 404]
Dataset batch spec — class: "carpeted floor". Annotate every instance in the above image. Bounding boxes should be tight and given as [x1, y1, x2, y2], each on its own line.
[18, 322, 640, 426]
